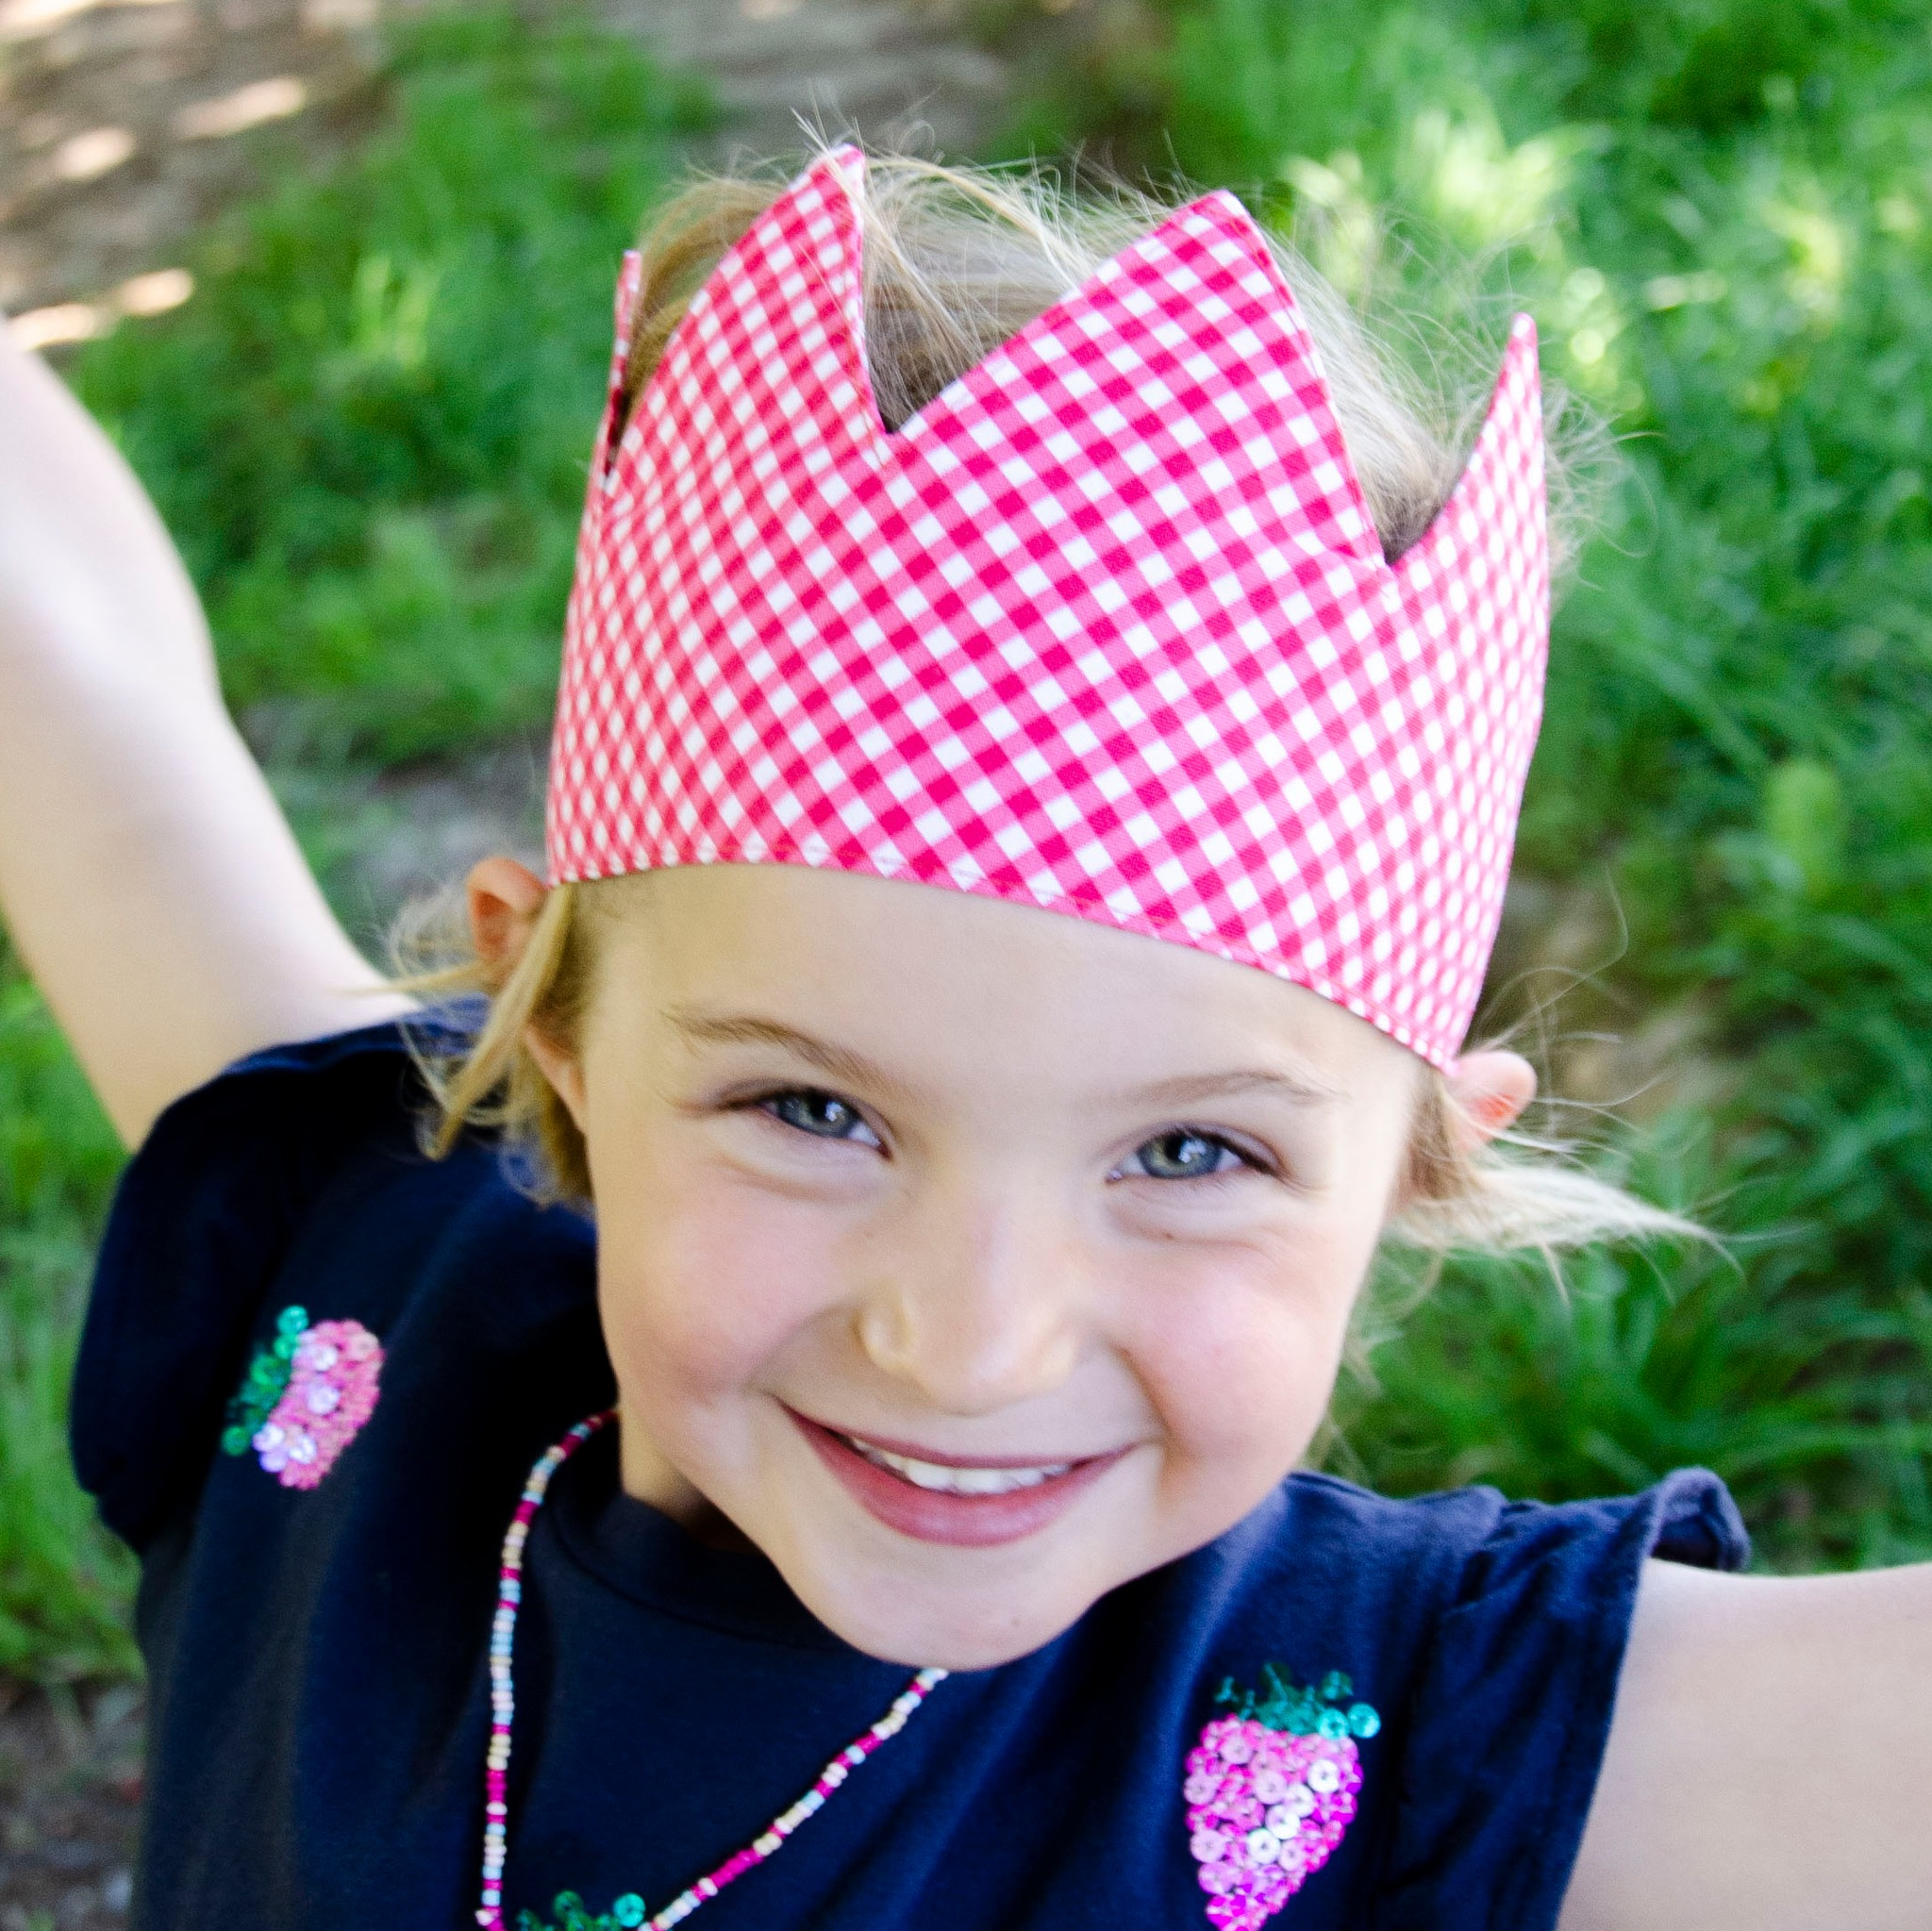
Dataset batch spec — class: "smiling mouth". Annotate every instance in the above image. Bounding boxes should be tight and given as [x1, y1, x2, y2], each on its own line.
[789, 1411, 1127, 1547]
[843, 1437, 1076, 1495]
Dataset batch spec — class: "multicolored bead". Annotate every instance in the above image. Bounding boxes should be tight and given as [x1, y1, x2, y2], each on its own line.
[1181, 1667, 1378, 1928]
[476, 1412, 945, 1931]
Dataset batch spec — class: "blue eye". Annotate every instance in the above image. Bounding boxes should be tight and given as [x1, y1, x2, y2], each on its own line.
[1125, 1129, 1251, 1180]
[763, 1089, 875, 1143]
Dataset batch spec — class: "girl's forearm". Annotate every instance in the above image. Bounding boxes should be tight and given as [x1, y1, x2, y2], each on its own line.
[0, 330, 219, 694]
[0, 339, 409, 1145]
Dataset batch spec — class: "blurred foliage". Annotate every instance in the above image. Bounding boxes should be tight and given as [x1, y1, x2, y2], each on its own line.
[72, 6, 708, 764]
[0, 943, 136, 1680]
[1010, 0, 1932, 1567]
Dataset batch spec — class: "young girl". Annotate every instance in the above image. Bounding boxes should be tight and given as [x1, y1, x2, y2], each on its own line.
[2, 145, 1927, 1931]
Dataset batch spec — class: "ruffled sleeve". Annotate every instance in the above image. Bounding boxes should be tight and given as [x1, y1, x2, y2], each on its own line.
[1375, 1471, 1749, 1930]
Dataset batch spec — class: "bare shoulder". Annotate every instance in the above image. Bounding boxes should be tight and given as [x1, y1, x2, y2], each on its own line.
[1558, 1556, 1932, 1931]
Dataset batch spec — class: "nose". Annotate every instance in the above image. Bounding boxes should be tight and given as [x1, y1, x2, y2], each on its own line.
[853, 1179, 1085, 1416]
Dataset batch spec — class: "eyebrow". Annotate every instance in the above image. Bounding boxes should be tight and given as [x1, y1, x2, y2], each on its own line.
[664, 1007, 907, 1097]
[1127, 1068, 1347, 1110]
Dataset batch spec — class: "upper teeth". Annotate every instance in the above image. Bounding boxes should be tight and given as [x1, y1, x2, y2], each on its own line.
[847, 1437, 1074, 1496]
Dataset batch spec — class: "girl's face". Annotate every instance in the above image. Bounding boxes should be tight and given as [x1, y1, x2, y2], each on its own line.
[550, 865, 1423, 1670]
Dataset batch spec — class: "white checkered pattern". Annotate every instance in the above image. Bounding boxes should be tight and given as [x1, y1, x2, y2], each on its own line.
[547, 147, 1549, 1066]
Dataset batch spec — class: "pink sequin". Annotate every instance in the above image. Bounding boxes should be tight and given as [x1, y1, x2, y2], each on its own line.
[1184, 1718, 1364, 1926]
[254, 1320, 383, 1490]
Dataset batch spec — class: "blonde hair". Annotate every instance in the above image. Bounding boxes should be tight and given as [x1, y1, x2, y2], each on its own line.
[402, 149, 1686, 1254]
[614, 157, 1568, 564]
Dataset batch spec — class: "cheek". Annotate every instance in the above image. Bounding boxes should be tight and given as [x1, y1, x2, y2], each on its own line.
[591, 1145, 845, 1412]
[1123, 1217, 1374, 1490]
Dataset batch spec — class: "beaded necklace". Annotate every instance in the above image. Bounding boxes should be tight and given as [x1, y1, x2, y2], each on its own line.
[477, 1410, 948, 1931]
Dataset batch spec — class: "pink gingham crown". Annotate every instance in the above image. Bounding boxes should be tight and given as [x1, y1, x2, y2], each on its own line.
[547, 147, 1549, 1067]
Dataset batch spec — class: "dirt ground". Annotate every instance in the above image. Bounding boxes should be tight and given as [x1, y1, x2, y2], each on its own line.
[0, 0, 1008, 327]
[0, 0, 382, 328]
[0, 1680, 142, 1931]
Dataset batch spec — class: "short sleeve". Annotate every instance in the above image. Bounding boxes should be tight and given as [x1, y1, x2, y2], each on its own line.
[1376, 1471, 1749, 1930]
[70, 1021, 444, 1552]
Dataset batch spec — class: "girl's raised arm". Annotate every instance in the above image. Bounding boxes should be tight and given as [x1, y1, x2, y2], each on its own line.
[1560, 1556, 1932, 1928]
[0, 334, 412, 1146]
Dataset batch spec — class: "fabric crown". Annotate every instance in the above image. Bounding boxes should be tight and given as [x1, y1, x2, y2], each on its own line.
[546, 146, 1550, 1068]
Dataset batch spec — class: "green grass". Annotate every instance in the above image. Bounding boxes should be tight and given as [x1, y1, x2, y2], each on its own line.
[73, 6, 709, 766]
[0, 6, 707, 1682]
[0, 946, 136, 1680]
[1011, 0, 1932, 1568]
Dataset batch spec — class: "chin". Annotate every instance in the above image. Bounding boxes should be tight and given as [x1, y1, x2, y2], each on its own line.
[744, 1490, 1147, 1670]
[721, 1438, 1168, 1668]
[788, 1558, 1105, 1672]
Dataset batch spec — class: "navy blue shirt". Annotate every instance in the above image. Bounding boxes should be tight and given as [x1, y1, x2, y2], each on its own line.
[74, 1021, 1748, 1931]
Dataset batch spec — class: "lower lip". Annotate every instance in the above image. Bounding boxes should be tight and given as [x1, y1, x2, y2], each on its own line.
[791, 1414, 1127, 1548]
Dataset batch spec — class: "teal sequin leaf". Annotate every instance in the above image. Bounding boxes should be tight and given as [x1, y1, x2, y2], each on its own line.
[1215, 1660, 1380, 1739]
[519, 1889, 645, 1930]
[220, 1306, 309, 1453]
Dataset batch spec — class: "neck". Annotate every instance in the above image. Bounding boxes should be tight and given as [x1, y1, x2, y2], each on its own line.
[617, 1410, 754, 1552]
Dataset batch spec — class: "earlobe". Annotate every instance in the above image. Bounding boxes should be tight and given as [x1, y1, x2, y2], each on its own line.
[1442, 1048, 1538, 1150]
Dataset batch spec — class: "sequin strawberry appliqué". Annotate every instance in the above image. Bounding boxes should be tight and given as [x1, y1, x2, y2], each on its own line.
[1183, 1666, 1380, 1928]
[222, 1305, 383, 1489]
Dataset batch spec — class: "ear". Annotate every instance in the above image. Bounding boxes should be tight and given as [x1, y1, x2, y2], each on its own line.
[466, 856, 589, 1128]
[1442, 1048, 1538, 1151]
[467, 855, 547, 971]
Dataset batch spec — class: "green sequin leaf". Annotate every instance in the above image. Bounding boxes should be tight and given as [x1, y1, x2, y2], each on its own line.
[220, 1307, 310, 1453]
[519, 1889, 646, 1931]
[1215, 1661, 1379, 1738]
